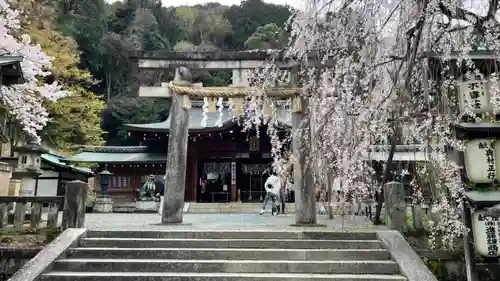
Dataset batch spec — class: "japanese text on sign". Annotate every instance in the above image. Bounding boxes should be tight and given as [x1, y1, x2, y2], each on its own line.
[458, 80, 490, 114]
[477, 214, 500, 256]
[479, 141, 496, 180]
[468, 82, 484, 109]
[465, 139, 497, 183]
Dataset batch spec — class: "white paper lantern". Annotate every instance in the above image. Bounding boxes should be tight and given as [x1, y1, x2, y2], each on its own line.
[473, 211, 500, 257]
[465, 139, 496, 183]
[458, 80, 490, 114]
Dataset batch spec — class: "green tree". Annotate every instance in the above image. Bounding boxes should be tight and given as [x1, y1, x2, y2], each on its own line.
[100, 32, 135, 101]
[101, 98, 170, 145]
[10, 0, 106, 152]
[244, 23, 288, 49]
[175, 4, 232, 47]
[53, 0, 108, 75]
[223, 0, 291, 49]
[42, 89, 105, 150]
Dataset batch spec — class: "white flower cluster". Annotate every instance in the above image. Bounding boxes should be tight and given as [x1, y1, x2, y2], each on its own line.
[0, 0, 67, 142]
[241, 0, 500, 250]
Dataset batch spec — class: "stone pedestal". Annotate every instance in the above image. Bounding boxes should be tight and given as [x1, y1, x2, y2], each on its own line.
[93, 197, 113, 213]
[8, 180, 21, 212]
[19, 176, 36, 213]
[8, 179, 21, 196]
[383, 181, 407, 233]
[136, 200, 159, 213]
[0, 162, 11, 196]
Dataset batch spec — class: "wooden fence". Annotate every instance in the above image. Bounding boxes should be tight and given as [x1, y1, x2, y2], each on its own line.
[0, 180, 89, 230]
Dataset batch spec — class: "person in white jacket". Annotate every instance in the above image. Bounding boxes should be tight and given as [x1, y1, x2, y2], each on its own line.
[259, 171, 281, 215]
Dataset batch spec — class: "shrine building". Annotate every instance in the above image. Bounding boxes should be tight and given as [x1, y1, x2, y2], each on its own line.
[66, 101, 291, 205]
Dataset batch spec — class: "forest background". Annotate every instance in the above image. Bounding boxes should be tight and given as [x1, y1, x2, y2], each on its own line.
[6, 0, 291, 153]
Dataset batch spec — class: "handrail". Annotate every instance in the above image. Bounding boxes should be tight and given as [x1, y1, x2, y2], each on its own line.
[0, 196, 64, 204]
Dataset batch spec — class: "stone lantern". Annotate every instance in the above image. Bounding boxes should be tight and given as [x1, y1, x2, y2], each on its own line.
[98, 168, 112, 197]
[12, 141, 47, 198]
[93, 165, 113, 213]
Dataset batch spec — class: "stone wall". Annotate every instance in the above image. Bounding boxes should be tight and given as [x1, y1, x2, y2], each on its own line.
[0, 248, 39, 281]
[419, 250, 500, 281]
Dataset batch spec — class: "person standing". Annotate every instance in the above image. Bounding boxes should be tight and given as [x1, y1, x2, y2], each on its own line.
[157, 176, 166, 215]
[259, 171, 281, 215]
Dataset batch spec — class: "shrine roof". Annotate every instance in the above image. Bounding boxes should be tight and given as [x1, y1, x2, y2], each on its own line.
[0, 56, 23, 66]
[465, 191, 500, 205]
[41, 153, 93, 175]
[125, 103, 292, 133]
[77, 146, 148, 153]
[0, 56, 24, 83]
[64, 151, 167, 164]
[454, 123, 500, 140]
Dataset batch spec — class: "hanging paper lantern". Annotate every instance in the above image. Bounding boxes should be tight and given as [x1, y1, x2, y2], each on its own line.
[473, 211, 500, 257]
[458, 80, 491, 114]
[464, 139, 496, 183]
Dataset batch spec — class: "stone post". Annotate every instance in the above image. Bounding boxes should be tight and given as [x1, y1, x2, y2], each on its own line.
[327, 170, 334, 219]
[0, 162, 11, 196]
[231, 69, 250, 86]
[62, 180, 88, 229]
[162, 67, 191, 224]
[383, 181, 407, 233]
[8, 179, 21, 212]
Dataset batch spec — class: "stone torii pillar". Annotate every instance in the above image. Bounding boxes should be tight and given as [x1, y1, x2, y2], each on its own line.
[162, 67, 192, 224]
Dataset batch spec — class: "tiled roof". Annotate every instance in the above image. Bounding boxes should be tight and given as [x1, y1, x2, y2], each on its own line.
[41, 153, 93, 175]
[0, 56, 22, 66]
[64, 152, 167, 164]
[78, 146, 148, 153]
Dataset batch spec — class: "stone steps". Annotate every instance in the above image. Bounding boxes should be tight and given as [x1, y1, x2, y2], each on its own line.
[40, 230, 407, 281]
[67, 248, 391, 260]
[41, 272, 407, 281]
[79, 237, 383, 249]
[84, 230, 378, 240]
[52, 259, 399, 274]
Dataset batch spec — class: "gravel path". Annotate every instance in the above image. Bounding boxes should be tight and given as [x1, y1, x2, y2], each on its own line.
[84, 213, 386, 231]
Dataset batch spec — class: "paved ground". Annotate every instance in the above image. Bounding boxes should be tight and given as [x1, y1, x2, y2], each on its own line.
[84, 213, 386, 231]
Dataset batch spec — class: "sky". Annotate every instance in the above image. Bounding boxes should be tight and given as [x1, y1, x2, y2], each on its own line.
[105, 0, 303, 9]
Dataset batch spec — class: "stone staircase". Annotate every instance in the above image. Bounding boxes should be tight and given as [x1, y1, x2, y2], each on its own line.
[40, 230, 407, 281]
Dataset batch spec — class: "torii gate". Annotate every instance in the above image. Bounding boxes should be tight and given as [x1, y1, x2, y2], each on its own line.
[133, 50, 317, 225]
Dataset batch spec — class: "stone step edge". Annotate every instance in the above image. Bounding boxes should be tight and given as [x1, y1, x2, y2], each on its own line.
[87, 230, 376, 233]
[43, 272, 406, 279]
[81, 238, 381, 242]
[69, 247, 389, 252]
[56, 258, 397, 264]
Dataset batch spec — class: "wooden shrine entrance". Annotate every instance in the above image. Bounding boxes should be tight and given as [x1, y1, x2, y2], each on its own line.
[134, 51, 316, 225]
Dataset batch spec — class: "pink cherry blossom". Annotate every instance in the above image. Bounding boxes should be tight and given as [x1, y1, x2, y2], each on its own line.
[0, 0, 67, 142]
[240, 0, 500, 250]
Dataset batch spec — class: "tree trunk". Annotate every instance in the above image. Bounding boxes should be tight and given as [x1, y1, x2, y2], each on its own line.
[293, 98, 317, 225]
